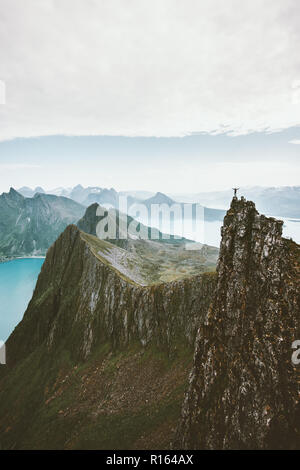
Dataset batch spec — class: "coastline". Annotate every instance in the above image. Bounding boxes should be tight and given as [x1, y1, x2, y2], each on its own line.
[0, 255, 46, 264]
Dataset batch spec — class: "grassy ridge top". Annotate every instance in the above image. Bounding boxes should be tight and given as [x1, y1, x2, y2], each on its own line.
[80, 230, 218, 286]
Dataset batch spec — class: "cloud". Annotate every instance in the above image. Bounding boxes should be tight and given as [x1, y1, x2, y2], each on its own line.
[289, 139, 300, 144]
[0, 164, 41, 170]
[0, 0, 300, 140]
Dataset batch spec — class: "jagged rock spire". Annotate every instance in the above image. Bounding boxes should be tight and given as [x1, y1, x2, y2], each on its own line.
[176, 198, 300, 449]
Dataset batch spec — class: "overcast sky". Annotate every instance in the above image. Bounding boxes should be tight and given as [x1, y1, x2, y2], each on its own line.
[0, 0, 299, 192]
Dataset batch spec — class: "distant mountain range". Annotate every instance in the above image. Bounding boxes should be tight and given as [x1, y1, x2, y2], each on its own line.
[17, 186, 226, 222]
[17, 186, 46, 197]
[18, 185, 119, 206]
[0, 186, 219, 281]
[170, 186, 300, 219]
[18, 185, 147, 208]
[17, 184, 300, 220]
[0, 187, 220, 264]
[142, 191, 175, 207]
[0, 188, 85, 261]
[141, 192, 225, 222]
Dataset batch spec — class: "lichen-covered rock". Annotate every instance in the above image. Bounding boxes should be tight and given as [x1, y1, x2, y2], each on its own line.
[176, 197, 300, 449]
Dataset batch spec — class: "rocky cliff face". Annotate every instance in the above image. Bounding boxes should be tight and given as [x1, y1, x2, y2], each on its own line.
[176, 197, 300, 449]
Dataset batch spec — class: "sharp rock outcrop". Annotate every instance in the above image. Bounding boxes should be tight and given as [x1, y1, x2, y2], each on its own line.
[176, 196, 300, 449]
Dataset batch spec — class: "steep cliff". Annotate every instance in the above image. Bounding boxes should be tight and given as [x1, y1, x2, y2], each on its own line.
[0, 225, 216, 449]
[6, 226, 216, 367]
[176, 197, 300, 449]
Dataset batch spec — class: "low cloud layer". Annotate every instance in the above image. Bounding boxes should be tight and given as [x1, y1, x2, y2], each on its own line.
[0, 0, 300, 140]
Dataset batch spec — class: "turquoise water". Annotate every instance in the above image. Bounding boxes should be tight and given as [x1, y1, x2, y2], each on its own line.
[0, 258, 44, 342]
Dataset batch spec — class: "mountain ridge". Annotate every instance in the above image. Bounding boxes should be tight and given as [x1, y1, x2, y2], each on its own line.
[0, 223, 217, 449]
[76, 203, 219, 284]
[0, 197, 298, 449]
[0, 188, 85, 261]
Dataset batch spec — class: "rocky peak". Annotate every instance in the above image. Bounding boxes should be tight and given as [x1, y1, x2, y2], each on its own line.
[77, 203, 100, 236]
[144, 192, 175, 206]
[34, 186, 45, 194]
[176, 197, 300, 449]
[7, 187, 24, 201]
